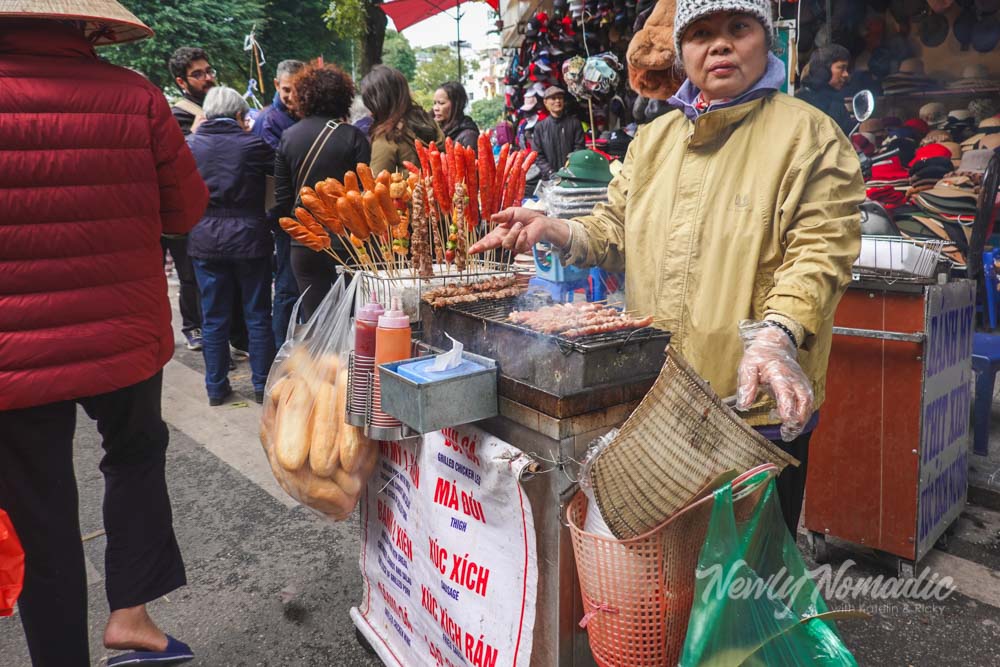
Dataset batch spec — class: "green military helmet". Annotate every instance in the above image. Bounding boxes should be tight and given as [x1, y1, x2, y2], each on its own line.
[553, 149, 613, 188]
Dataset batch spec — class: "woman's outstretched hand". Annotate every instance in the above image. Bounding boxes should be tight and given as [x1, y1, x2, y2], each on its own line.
[468, 207, 571, 256]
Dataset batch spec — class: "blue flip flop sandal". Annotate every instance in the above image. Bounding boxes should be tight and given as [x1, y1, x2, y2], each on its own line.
[107, 635, 194, 666]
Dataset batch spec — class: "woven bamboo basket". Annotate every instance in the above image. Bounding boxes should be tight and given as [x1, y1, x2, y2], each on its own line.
[590, 347, 799, 539]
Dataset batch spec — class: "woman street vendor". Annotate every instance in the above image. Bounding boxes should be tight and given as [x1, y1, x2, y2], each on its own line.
[471, 0, 865, 534]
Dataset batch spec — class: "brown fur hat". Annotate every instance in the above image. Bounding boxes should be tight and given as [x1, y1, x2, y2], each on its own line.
[627, 0, 685, 99]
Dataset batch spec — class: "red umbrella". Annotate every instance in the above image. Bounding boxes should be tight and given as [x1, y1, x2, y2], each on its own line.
[381, 0, 498, 32]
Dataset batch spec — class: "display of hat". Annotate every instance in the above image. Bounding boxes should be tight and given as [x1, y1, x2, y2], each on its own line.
[582, 52, 621, 97]
[0, 0, 152, 44]
[904, 118, 932, 137]
[861, 131, 879, 147]
[920, 11, 951, 47]
[972, 14, 1000, 52]
[554, 149, 614, 186]
[957, 149, 995, 173]
[883, 58, 937, 94]
[627, 0, 684, 100]
[920, 103, 948, 128]
[922, 128, 953, 145]
[853, 133, 877, 156]
[520, 94, 539, 112]
[955, 6, 977, 50]
[562, 56, 587, 99]
[970, 98, 1000, 123]
[909, 142, 955, 167]
[947, 64, 998, 90]
[861, 118, 885, 134]
[940, 141, 964, 165]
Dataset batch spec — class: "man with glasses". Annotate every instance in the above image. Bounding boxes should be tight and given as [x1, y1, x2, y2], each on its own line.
[168, 46, 217, 135]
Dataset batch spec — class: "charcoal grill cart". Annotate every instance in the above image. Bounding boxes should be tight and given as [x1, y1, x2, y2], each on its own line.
[419, 297, 670, 666]
[804, 238, 974, 578]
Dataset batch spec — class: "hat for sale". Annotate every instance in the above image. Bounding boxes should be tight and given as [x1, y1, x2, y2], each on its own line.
[904, 118, 931, 138]
[563, 56, 587, 99]
[922, 129, 953, 145]
[554, 149, 614, 186]
[919, 11, 950, 47]
[673, 0, 774, 62]
[861, 118, 885, 134]
[972, 14, 1000, 52]
[853, 133, 876, 156]
[920, 103, 948, 128]
[909, 142, 954, 167]
[928, 0, 955, 11]
[957, 148, 995, 173]
[955, 6, 977, 50]
[970, 98, 1000, 123]
[520, 93, 540, 112]
[583, 52, 621, 97]
[947, 64, 997, 90]
[0, 0, 152, 44]
[627, 0, 685, 99]
[890, 0, 926, 22]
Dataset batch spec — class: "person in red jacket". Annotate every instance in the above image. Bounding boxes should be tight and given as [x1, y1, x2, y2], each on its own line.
[0, 4, 209, 666]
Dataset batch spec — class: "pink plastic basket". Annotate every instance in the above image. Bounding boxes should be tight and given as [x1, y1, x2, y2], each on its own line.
[567, 465, 778, 667]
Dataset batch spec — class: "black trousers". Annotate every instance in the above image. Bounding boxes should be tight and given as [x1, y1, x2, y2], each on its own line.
[771, 432, 811, 537]
[290, 244, 351, 322]
[161, 236, 201, 335]
[0, 372, 186, 667]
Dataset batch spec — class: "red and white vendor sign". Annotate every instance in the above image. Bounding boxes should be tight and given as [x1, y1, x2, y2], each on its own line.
[351, 424, 538, 667]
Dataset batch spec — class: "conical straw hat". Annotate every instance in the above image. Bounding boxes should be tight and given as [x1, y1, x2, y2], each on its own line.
[589, 346, 799, 539]
[0, 1, 152, 45]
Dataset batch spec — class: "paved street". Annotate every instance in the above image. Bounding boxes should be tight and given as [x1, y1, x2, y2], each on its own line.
[2, 283, 1000, 666]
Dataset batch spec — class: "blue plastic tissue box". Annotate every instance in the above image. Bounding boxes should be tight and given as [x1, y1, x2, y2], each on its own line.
[395, 357, 488, 385]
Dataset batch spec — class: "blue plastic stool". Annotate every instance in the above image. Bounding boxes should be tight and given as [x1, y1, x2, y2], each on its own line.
[528, 276, 590, 302]
[972, 332, 1000, 456]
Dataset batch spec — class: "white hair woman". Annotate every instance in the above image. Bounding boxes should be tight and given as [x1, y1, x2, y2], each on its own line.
[471, 0, 864, 534]
[187, 86, 277, 406]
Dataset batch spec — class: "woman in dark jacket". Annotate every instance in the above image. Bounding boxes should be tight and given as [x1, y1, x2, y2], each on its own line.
[797, 44, 854, 136]
[361, 65, 444, 174]
[187, 86, 276, 405]
[274, 64, 371, 319]
[433, 81, 479, 149]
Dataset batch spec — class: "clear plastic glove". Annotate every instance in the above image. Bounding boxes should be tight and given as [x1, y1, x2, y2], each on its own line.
[735, 320, 815, 442]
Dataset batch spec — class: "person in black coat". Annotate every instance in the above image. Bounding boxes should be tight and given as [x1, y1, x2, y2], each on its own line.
[533, 86, 586, 179]
[797, 44, 854, 137]
[274, 64, 371, 319]
[433, 81, 479, 150]
[187, 86, 276, 405]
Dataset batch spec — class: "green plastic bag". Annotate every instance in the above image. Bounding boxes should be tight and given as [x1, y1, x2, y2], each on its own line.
[679, 475, 859, 667]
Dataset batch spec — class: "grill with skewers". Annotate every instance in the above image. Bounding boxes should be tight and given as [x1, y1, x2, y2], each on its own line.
[419, 296, 671, 403]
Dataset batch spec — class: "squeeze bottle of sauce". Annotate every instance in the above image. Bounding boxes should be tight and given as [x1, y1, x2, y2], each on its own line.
[351, 293, 384, 419]
[372, 297, 411, 428]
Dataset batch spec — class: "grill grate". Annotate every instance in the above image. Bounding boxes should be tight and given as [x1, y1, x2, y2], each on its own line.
[444, 297, 670, 353]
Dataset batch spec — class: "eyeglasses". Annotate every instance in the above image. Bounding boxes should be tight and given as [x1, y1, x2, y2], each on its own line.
[187, 67, 217, 81]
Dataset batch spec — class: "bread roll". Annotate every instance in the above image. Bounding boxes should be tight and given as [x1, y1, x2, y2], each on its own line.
[274, 378, 313, 471]
[308, 381, 341, 477]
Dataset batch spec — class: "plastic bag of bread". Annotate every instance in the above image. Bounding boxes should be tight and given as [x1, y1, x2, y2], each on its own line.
[259, 275, 379, 521]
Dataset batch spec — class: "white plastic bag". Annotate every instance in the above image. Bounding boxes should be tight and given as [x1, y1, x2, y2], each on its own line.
[260, 276, 378, 521]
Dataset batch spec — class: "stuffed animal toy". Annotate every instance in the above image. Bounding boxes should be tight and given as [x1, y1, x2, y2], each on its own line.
[626, 0, 684, 99]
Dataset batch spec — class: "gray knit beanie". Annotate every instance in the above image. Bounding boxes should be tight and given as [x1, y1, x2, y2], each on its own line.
[674, 0, 775, 63]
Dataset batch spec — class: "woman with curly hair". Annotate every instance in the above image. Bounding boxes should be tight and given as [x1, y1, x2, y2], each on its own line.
[274, 63, 370, 320]
[433, 81, 479, 150]
[360, 65, 443, 174]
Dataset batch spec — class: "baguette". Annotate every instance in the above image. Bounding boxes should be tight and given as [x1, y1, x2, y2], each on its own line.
[339, 422, 366, 473]
[308, 381, 341, 477]
[274, 378, 312, 471]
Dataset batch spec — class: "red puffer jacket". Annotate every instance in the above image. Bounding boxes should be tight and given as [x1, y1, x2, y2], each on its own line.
[0, 22, 209, 411]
